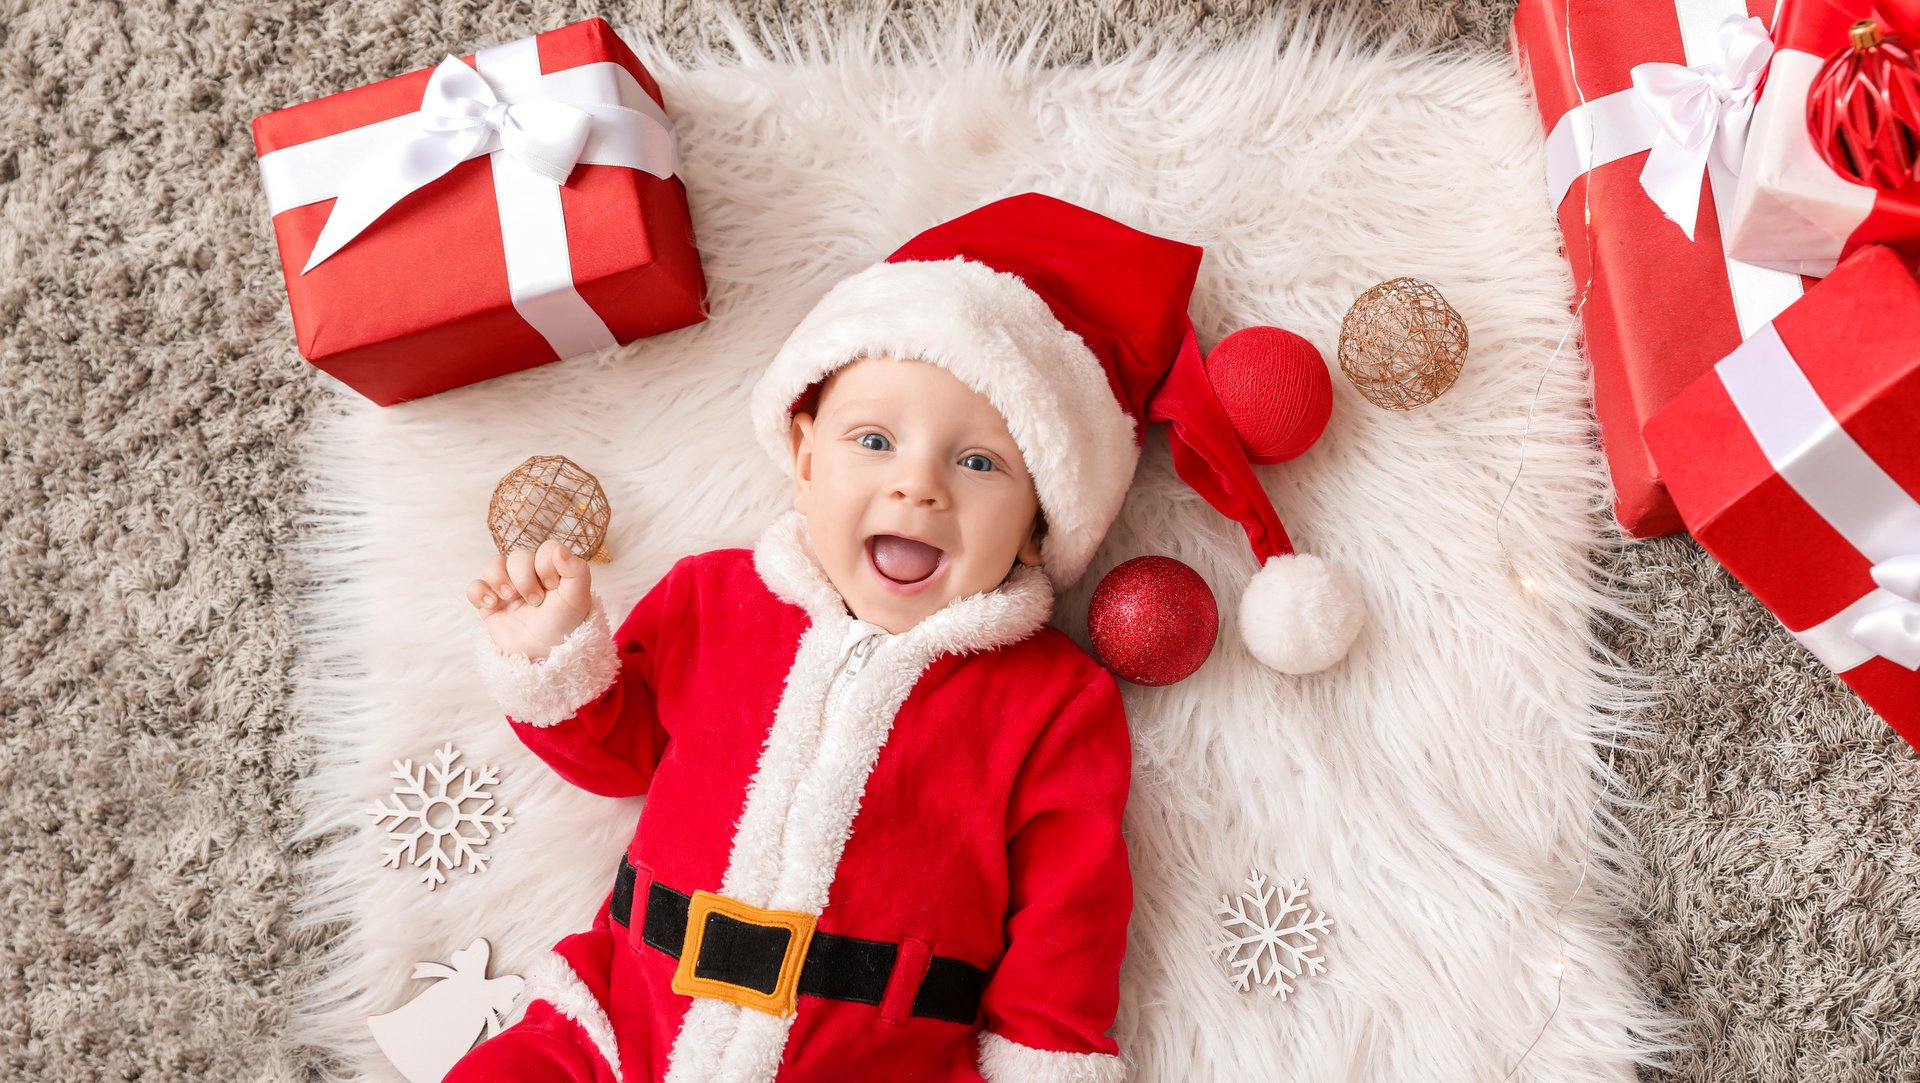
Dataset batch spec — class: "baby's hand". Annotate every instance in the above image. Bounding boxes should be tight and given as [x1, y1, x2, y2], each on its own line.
[467, 538, 594, 662]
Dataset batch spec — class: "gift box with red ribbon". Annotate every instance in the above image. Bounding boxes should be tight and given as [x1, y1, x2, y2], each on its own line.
[1511, 0, 1811, 537]
[1725, 0, 1920, 277]
[252, 18, 707, 406]
[1645, 244, 1920, 747]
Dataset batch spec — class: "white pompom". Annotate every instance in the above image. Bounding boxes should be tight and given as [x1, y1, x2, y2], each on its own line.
[1238, 553, 1363, 674]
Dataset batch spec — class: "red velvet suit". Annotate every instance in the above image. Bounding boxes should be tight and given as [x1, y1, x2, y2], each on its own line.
[452, 511, 1133, 1083]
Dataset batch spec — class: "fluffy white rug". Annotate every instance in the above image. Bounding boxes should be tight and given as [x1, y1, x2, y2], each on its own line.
[288, 12, 1662, 1081]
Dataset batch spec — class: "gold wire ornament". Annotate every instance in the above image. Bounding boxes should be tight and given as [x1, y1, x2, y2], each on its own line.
[487, 455, 612, 563]
[1337, 277, 1469, 410]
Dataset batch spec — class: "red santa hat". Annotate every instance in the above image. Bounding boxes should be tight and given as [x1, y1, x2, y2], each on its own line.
[750, 192, 1362, 674]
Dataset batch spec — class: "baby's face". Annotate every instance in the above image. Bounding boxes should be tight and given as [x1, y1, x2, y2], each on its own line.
[789, 356, 1045, 633]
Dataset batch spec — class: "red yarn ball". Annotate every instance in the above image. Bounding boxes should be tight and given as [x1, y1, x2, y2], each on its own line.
[1087, 556, 1218, 686]
[1203, 326, 1334, 465]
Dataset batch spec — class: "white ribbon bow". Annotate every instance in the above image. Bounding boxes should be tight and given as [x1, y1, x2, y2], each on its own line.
[1853, 556, 1920, 670]
[1629, 14, 1773, 241]
[302, 56, 595, 272]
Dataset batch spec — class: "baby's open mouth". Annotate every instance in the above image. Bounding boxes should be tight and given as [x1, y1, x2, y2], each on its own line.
[867, 534, 945, 585]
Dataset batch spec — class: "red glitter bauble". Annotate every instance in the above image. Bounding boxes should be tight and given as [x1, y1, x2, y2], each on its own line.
[1203, 326, 1334, 465]
[1808, 19, 1920, 191]
[1087, 556, 1218, 686]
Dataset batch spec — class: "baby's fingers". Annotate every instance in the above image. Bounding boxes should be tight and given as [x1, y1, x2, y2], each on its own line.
[540, 539, 592, 606]
[506, 548, 544, 606]
[533, 537, 573, 590]
[466, 578, 502, 612]
[481, 553, 519, 603]
[553, 541, 589, 581]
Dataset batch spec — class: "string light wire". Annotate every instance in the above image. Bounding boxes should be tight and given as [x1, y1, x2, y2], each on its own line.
[1492, 3, 1613, 1078]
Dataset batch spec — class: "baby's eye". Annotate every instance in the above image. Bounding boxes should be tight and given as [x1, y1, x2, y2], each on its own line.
[857, 433, 892, 452]
[961, 454, 995, 473]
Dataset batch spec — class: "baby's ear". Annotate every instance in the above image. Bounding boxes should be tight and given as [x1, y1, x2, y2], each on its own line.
[789, 413, 816, 512]
[1017, 509, 1047, 566]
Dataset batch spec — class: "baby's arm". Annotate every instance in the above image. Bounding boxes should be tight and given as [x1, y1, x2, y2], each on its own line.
[471, 550, 694, 797]
[976, 672, 1133, 1083]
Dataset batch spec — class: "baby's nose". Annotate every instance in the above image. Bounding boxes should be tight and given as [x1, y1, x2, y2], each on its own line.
[893, 483, 945, 507]
[890, 462, 949, 506]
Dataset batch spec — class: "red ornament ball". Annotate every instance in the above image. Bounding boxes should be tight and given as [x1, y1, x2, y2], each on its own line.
[1088, 556, 1218, 686]
[1203, 326, 1334, 465]
[1807, 19, 1920, 191]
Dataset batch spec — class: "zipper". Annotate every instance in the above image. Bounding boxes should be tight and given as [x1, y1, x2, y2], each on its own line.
[823, 625, 884, 719]
[844, 635, 876, 678]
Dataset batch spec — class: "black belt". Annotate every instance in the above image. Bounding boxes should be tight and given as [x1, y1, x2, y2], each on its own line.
[611, 858, 985, 1024]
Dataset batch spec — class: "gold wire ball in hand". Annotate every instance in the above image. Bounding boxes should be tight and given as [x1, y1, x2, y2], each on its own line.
[1337, 277, 1468, 410]
[488, 455, 612, 563]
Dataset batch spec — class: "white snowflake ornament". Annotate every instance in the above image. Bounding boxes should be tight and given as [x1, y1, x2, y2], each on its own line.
[369, 743, 516, 890]
[1211, 868, 1332, 1000]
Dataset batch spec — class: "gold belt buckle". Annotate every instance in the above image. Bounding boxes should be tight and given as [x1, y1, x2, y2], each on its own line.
[671, 889, 818, 1017]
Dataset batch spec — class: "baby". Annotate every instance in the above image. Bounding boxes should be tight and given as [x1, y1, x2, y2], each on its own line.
[458, 355, 1111, 1082]
[447, 192, 1357, 1083]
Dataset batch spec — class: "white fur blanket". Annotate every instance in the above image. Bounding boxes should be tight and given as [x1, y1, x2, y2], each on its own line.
[288, 13, 1661, 1081]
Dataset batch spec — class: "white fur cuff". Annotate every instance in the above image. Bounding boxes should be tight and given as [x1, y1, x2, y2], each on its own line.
[978, 1031, 1126, 1083]
[524, 952, 625, 1081]
[472, 596, 619, 727]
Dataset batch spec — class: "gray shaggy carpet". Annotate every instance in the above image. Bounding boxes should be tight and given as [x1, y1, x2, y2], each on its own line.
[2, 0, 1915, 1079]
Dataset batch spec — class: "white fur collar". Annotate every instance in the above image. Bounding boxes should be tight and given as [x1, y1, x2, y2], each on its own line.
[750, 508, 1055, 655]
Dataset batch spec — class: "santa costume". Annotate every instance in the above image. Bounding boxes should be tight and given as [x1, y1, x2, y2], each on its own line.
[450, 193, 1361, 1083]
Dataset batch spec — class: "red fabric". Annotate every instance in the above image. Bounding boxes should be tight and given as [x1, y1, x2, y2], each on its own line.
[983, 676, 1131, 1054]
[249, 18, 707, 406]
[1645, 245, 1920, 748]
[448, 926, 625, 1082]
[1146, 327, 1297, 562]
[880, 936, 934, 1026]
[885, 192, 1203, 445]
[1510, 0, 1785, 537]
[499, 549, 1132, 1079]
[445, 1001, 616, 1083]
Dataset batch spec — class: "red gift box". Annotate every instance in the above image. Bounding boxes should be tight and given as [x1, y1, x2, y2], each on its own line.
[1725, 0, 1920, 277]
[1645, 245, 1920, 748]
[252, 18, 707, 406]
[1511, 0, 1811, 536]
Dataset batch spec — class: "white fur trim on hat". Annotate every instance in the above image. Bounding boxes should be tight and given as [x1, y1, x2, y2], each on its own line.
[471, 596, 619, 727]
[1239, 553, 1364, 674]
[750, 257, 1140, 592]
[977, 1031, 1126, 1083]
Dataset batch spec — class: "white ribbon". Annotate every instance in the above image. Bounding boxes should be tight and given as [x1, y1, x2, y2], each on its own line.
[258, 34, 679, 357]
[301, 56, 594, 272]
[1628, 14, 1773, 241]
[1853, 557, 1920, 670]
[1714, 322, 1920, 673]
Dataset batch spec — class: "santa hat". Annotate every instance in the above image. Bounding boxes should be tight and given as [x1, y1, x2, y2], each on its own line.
[749, 193, 1362, 674]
